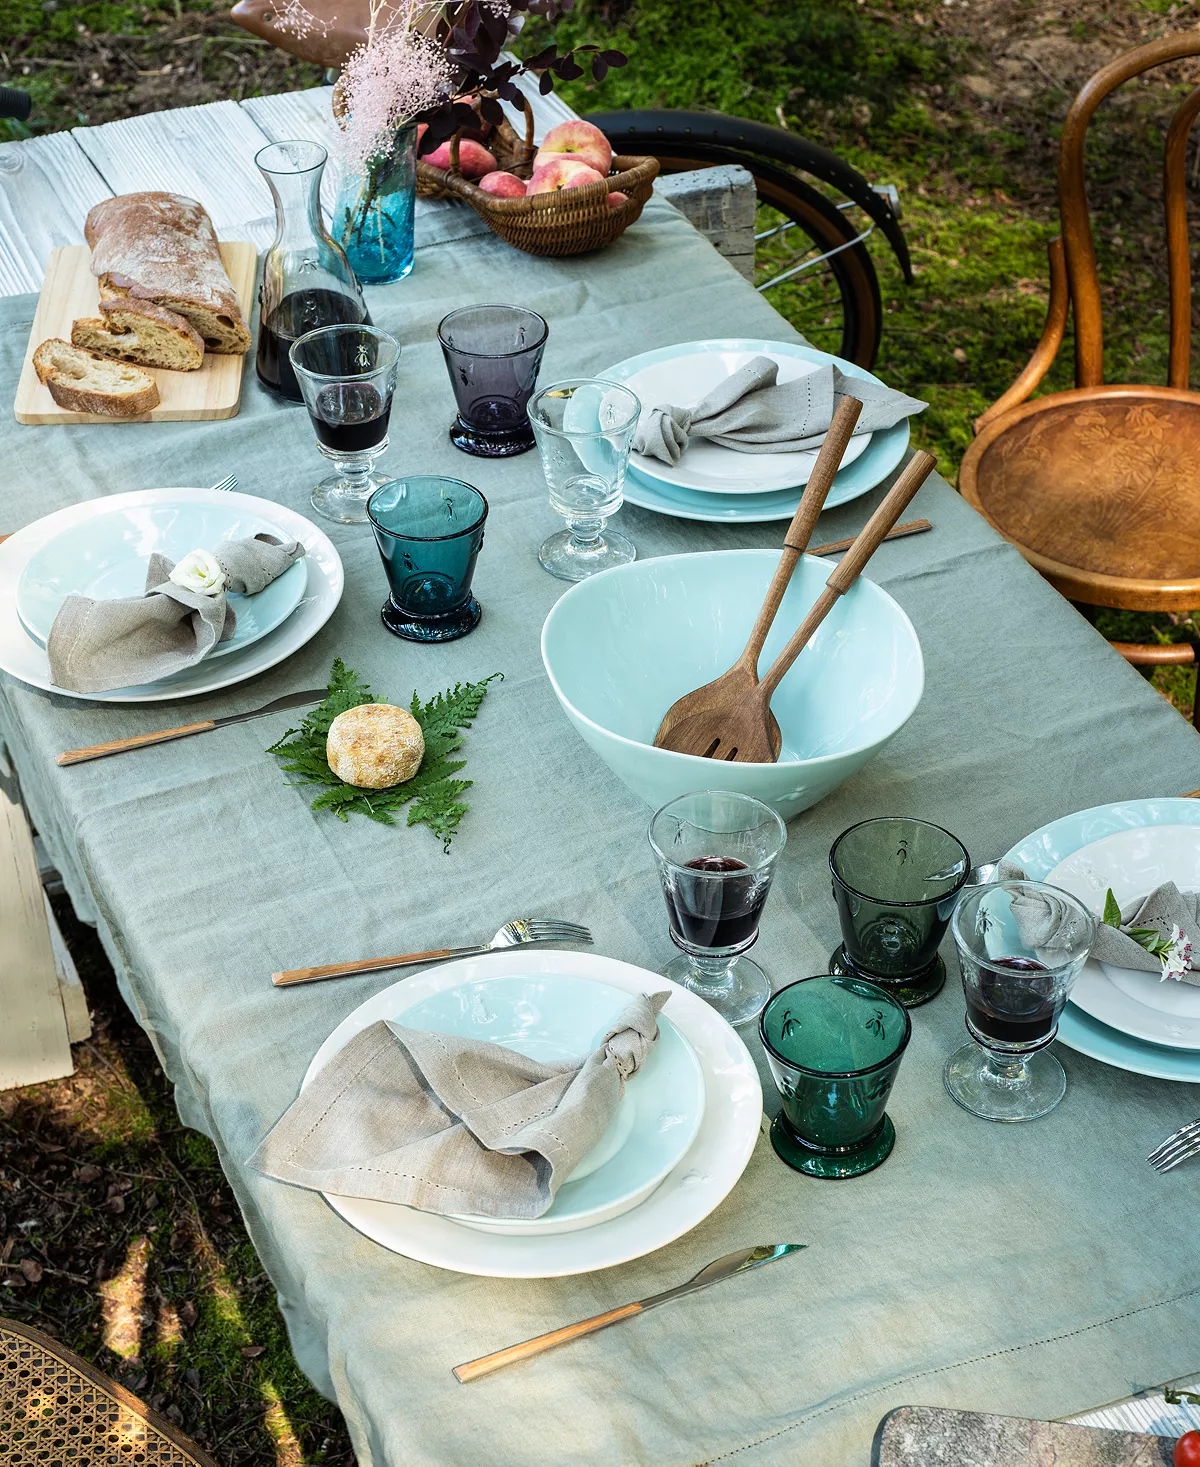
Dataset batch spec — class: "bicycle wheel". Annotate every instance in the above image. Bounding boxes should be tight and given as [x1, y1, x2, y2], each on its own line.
[587, 111, 900, 369]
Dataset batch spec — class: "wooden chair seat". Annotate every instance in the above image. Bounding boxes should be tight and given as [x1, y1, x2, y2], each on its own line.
[960, 384, 1200, 610]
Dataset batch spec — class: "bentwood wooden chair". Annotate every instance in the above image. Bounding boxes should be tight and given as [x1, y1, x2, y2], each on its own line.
[959, 34, 1200, 726]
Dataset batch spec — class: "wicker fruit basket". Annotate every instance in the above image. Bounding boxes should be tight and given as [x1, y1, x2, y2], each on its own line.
[416, 97, 659, 258]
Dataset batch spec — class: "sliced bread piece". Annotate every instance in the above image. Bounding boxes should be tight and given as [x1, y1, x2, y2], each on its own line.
[33, 339, 160, 419]
[71, 298, 205, 371]
[99, 276, 250, 355]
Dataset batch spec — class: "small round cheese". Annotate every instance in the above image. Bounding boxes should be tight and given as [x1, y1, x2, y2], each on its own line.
[326, 703, 424, 789]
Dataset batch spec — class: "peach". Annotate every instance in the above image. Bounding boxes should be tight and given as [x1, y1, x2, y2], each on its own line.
[607, 190, 629, 208]
[478, 170, 527, 198]
[424, 138, 497, 179]
[527, 158, 606, 194]
[533, 119, 612, 177]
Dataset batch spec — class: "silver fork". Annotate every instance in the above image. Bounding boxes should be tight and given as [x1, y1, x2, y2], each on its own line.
[210, 474, 238, 493]
[271, 918, 594, 986]
[1148, 1119, 1200, 1173]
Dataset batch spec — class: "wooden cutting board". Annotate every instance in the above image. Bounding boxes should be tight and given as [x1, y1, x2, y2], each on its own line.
[13, 241, 257, 425]
[874, 1406, 1177, 1466]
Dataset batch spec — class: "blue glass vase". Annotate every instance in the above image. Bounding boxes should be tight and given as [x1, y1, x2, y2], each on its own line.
[334, 125, 416, 285]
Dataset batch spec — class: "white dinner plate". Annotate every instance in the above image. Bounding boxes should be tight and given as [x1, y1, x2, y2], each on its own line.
[0, 488, 343, 702]
[600, 339, 907, 499]
[304, 949, 763, 1277]
[1046, 825, 1200, 1049]
[321, 972, 704, 1238]
[1005, 798, 1200, 1081]
[16, 499, 308, 660]
[616, 346, 869, 495]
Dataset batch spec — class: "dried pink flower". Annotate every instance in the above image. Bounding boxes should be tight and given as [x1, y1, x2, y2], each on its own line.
[336, 18, 454, 171]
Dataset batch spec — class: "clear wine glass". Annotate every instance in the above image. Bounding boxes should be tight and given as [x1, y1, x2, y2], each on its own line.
[648, 789, 787, 1027]
[946, 879, 1096, 1122]
[289, 324, 400, 524]
[528, 378, 640, 581]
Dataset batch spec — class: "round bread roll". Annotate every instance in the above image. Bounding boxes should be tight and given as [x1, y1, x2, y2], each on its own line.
[326, 704, 425, 789]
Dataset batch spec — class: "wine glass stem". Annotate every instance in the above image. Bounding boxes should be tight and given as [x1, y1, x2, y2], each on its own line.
[686, 952, 738, 994]
[983, 1047, 1030, 1087]
[566, 516, 604, 550]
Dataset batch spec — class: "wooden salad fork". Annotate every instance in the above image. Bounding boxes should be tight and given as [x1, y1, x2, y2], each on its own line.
[653, 394, 864, 754]
[661, 448, 937, 763]
[272, 918, 593, 986]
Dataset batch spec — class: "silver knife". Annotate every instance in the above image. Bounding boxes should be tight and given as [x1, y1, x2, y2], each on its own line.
[56, 688, 326, 766]
[453, 1244, 806, 1383]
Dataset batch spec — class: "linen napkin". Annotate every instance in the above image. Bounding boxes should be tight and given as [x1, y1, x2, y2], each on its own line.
[633, 355, 927, 466]
[46, 533, 304, 695]
[998, 860, 1200, 984]
[251, 991, 669, 1219]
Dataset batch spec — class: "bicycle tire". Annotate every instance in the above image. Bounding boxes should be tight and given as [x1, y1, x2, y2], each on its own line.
[587, 108, 911, 280]
[586, 111, 902, 368]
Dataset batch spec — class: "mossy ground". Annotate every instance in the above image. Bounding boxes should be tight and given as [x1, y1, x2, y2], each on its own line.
[2, 2, 1198, 1461]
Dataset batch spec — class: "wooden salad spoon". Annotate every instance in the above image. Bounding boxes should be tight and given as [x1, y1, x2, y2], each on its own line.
[660, 448, 938, 764]
[653, 394, 864, 754]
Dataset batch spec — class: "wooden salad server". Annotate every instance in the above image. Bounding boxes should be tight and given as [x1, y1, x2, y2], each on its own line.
[662, 448, 938, 763]
[653, 394, 864, 753]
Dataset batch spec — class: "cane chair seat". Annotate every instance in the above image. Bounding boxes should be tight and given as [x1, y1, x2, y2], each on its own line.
[0, 1317, 218, 1466]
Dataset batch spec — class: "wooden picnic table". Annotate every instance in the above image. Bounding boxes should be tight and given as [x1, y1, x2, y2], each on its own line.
[2, 84, 1200, 1466]
[0, 79, 576, 295]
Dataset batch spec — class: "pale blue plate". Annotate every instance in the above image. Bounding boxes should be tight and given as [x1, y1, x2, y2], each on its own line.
[395, 974, 705, 1233]
[1005, 798, 1200, 1083]
[17, 501, 308, 660]
[600, 338, 912, 522]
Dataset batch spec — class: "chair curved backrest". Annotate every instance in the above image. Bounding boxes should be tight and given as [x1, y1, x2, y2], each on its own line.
[1060, 32, 1200, 389]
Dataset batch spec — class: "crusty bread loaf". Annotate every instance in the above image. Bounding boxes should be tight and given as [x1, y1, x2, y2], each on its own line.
[326, 704, 425, 789]
[33, 339, 160, 418]
[71, 297, 205, 372]
[85, 193, 251, 355]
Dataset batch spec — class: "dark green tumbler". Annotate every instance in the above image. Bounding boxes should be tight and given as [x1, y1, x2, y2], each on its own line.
[829, 816, 970, 1006]
[760, 975, 912, 1179]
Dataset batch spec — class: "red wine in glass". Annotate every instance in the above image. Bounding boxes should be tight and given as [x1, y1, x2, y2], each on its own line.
[965, 956, 1058, 1043]
[309, 383, 392, 454]
[663, 855, 768, 951]
[256, 288, 368, 401]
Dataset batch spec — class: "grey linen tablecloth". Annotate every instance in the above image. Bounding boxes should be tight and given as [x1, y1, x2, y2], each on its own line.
[2, 193, 1200, 1467]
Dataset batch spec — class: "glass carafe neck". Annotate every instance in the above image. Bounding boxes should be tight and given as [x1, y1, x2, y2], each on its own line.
[257, 139, 329, 251]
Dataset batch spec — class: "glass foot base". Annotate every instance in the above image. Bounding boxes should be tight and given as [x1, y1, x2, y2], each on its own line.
[829, 945, 945, 1008]
[449, 417, 535, 457]
[381, 595, 481, 643]
[769, 1113, 896, 1178]
[943, 1041, 1066, 1122]
[539, 528, 635, 582]
[311, 469, 390, 525]
[661, 952, 770, 1028]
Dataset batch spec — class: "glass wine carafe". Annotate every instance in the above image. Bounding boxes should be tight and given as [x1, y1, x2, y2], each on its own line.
[255, 139, 369, 401]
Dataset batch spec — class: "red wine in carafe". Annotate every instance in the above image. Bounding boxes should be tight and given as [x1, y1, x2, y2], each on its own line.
[664, 856, 767, 950]
[256, 288, 368, 400]
[966, 955, 1057, 1043]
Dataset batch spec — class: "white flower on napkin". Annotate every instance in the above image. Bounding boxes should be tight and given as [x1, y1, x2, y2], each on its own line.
[1161, 925, 1193, 982]
[169, 549, 227, 597]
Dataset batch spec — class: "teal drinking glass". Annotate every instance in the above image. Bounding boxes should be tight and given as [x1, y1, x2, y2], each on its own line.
[760, 975, 912, 1178]
[367, 476, 488, 642]
[829, 816, 970, 1007]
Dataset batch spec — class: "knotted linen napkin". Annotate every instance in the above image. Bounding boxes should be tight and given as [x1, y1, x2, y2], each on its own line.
[250, 991, 670, 1219]
[633, 355, 927, 466]
[998, 860, 1200, 984]
[46, 533, 305, 694]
